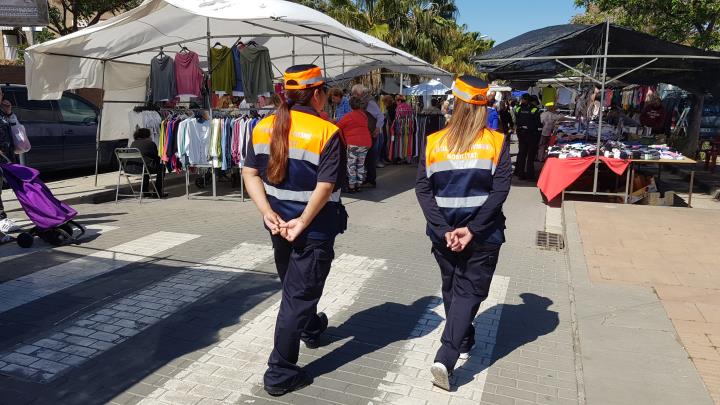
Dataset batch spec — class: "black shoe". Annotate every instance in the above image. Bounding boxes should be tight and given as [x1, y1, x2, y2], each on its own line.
[264, 371, 313, 396]
[304, 312, 328, 349]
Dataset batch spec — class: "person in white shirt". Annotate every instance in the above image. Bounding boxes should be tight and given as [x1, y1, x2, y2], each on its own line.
[538, 102, 571, 161]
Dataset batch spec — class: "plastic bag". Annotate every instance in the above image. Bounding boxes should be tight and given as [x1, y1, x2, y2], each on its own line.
[11, 124, 31, 154]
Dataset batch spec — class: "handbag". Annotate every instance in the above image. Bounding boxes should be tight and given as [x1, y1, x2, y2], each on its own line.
[11, 124, 31, 154]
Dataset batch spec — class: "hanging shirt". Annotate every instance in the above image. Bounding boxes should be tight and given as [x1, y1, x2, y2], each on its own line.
[557, 88, 573, 106]
[245, 105, 347, 241]
[541, 87, 557, 106]
[239, 45, 274, 103]
[174, 51, 203, 98]
[416, 127, 511, 245]
[185, 118, 212, 165]
[231, 46, 245, 95]
[210, 46, 236, 94]
[150, 55, 177, 102]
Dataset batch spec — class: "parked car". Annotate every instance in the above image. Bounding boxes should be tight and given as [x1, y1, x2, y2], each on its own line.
[0, 84, 126, 171]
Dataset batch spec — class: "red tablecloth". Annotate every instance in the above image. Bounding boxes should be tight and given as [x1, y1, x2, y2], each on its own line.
[537, 157, 631, 201]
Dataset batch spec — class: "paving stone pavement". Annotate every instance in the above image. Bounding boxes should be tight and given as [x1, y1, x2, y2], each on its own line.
[0, 165, 579, 405]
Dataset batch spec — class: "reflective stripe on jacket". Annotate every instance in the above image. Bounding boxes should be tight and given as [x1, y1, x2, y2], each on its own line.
[425, 127, 506, 229]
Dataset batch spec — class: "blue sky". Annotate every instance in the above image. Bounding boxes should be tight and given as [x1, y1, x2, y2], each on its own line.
[455, 0, 582, 45]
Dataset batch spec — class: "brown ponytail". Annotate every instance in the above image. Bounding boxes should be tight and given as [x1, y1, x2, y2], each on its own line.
[267, 87, 318, 184]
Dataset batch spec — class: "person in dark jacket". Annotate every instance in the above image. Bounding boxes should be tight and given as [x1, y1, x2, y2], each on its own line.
[0, 96, 19, 234]
[127, 128, 165, 197]
[415, 75, 511, 391]
[513, 94, 542, 180]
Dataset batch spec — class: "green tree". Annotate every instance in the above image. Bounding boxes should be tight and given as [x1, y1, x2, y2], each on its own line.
[293, 0, 492, 74]
[49, 0, 142, 36]
[574, 0, 720, 155]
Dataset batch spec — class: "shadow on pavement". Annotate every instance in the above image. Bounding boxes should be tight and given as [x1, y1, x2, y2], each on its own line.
[304, 296, 441, 378]
[0, 263, 280, 405]
[453, 293, 559, 389]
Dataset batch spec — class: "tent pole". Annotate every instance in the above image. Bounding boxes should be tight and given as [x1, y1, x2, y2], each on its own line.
[206, 16, 216, 198]
[593, 20, 610, 194]
[94, 60, 106, 187]
[399, 73, 404, 95]
[292, 36, 296, 65]
[321, 35, 327, 74]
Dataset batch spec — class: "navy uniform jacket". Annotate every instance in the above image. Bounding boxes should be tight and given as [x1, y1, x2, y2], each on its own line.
[416, 127, 512, 245]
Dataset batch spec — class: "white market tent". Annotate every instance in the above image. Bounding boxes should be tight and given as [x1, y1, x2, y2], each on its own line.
[406, 79, 451, 96]
[24, 0, 449, 149]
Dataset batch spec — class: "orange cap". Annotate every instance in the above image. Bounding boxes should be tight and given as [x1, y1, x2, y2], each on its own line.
[452, 75, 490, 106]
[284, 64, 325, 90]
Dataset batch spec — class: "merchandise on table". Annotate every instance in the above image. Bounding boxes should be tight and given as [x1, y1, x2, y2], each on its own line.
[547, 141, 686, 161]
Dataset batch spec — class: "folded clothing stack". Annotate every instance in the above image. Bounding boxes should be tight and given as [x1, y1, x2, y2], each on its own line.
[547, 141, 686, 160]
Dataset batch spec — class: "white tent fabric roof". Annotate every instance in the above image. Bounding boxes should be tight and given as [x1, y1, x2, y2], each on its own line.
[406, 79, 451, 96]
[24, 0, 449, 101]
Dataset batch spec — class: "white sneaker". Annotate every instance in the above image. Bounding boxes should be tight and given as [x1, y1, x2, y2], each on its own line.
[430, 362, 450, 391]
[0, 233, 13, 244]
[0, 218, 19, 233]
[459, 344, 474, 360]
[376, 162, 386, 168]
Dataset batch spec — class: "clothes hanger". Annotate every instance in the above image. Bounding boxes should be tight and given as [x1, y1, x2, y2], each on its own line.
[213, 42, 224, 48]
[180, 45, 190, 53]
[156, 47, 165, 59]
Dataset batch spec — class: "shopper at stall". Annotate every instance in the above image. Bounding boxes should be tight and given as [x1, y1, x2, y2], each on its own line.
[415, 75, 511, 391]
[243, 64, 347, 397]
[0, 99, 20, 234]
[127, 128, 165, 198]
[513, 94, 541, 179]
[538, 102, 570, 161]
[351, 84, 383, 186]
[337, 96, 372, 193]
[640, 95, 667, 134]
[329, 87, 351, 121]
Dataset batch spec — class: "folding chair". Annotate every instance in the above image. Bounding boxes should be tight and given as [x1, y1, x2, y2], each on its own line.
[115, 148, 160, 203]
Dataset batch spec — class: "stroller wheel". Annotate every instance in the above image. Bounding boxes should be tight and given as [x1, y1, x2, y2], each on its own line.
[16, 232, 34, 248]
[41, 228, 72, 247]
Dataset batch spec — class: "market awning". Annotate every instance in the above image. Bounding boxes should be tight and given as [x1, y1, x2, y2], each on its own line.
[474, 23, 720, 95]
[406, 79, 451, 96]
[24, 0, 449, 101]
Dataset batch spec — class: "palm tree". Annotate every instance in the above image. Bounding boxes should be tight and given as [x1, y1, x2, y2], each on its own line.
[291, 0, 492, 75]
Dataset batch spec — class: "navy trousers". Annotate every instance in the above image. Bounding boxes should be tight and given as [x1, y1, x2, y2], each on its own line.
[264, 235, 335, 387]
[432, 241, 501, 371]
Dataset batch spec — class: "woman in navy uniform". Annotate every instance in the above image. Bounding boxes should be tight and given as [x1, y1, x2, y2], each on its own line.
[243, 65, 347, 396]
[415, 75, 511, 391]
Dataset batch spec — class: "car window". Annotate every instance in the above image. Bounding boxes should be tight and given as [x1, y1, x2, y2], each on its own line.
[59, 95, 97, 123]
[11, 90, 58, 122]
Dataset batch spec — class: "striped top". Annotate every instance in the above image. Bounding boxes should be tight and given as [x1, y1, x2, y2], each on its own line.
[416, 127, 512, 245]
[245, 105, 347, 241]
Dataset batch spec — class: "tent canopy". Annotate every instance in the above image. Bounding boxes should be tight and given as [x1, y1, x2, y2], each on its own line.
[24, 0, 449, 101]
[474, 23, 720, 95]
[24, 0, 448, 142]
[406, 79, 450, 96]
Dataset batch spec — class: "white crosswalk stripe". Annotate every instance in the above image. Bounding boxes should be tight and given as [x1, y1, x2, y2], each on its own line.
[136, 253, 387, 405]
[378, 275, 511, 404]
[0, 242, 273, 383]
[0, 224, 119, 265]
[0, 231, 200, 315]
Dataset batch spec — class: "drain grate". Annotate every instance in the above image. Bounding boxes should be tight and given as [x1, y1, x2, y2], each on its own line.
[536, 231, 565, 250]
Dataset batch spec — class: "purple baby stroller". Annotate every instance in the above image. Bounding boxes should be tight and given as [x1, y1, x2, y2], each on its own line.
[0, 151, 85, 247]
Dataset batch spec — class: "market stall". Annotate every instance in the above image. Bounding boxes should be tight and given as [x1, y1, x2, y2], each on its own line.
[475, 22, 720, 205]
[23, 0, 449, 194]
